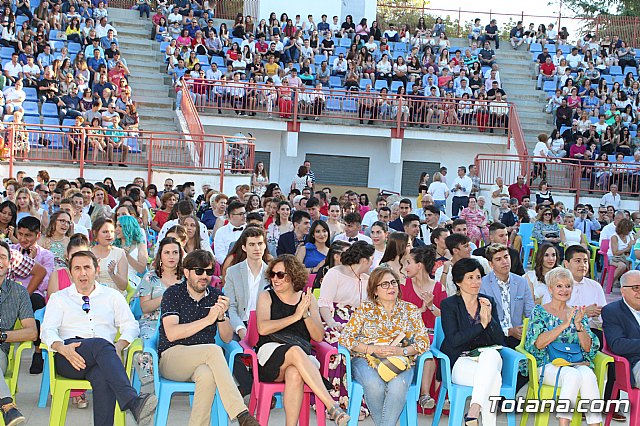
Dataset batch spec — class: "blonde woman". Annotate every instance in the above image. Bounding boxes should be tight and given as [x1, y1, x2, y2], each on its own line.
[427, 172, 449, 213]
[15, 187, 49, 230]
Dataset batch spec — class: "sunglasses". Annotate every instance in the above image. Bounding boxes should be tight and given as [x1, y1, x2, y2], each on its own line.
[82, 295, 90, 313]
[189, 267, 215, 276]
[268, 271, 287, 279]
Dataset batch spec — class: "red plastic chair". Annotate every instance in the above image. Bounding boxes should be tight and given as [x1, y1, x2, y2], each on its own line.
[239, 311, 336, 426]
[598, 240, 616, 294]
[602, 335, 640, 426]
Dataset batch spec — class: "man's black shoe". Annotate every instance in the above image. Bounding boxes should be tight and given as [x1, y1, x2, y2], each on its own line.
[29, 352, 43, 374]
[128, 393, 157, 425]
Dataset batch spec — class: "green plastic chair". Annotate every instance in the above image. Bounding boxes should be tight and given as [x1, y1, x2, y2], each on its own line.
[515, 318, 613, 426]
[42, 338, 142, 426]
[4, 319, 33, 397]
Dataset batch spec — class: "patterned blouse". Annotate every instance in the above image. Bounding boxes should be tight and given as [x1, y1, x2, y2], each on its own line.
[339, 300, 431, 364]
[523, 304, 599, 375]
[532, 221, 561, 244]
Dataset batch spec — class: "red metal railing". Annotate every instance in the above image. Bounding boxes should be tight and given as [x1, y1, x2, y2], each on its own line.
[107, 0, 255, 21]
[1, 122, 255, 191]
[475, 153, 640, 205]
[183, 79, 515, 137]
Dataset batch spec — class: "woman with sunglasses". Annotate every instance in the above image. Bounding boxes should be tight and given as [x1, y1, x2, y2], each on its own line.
[135, 237, 183, 382]
[340, 265, 431, 426]
[91, 217, 129, 294]
[533, 207, 562, 249]
[39, 211, 74, 269]
[255, 254, 351, 425]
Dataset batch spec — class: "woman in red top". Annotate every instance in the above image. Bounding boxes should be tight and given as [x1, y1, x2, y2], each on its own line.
[152, 192, 176, 232]
[225, 42, 240, 65]
[402, 245, 447, 410]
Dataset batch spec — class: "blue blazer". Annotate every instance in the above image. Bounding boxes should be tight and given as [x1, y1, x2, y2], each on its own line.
[480, 272, 534, 329]
[602, 299, 640, 385]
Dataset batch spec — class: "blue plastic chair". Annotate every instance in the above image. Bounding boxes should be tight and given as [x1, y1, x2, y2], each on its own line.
[23, 87, 38, 102]
[211, 56, 225, 67]
[35, 308, 51, 408]
[609, 65, 623, 76]
[144, 328, 242, 426]
[41, 103, 59, 118]
[430, 317, 525, 426]
[22, 101, 39, 117]
[337, 345, 431, 426]
[129, 297, 143, 320]
[517, 223, 535, 268]
[329, 76, 342, 88]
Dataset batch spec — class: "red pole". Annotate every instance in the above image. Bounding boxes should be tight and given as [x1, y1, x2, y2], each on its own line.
[8, 124, 14, 178]
[147, 134, 153, 185]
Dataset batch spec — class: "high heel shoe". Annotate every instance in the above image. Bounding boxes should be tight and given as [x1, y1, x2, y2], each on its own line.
[464, 413, 479, 426]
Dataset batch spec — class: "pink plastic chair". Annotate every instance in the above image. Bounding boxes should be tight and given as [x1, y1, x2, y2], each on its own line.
[304, 274, 316, 291]
[598, 240, 616, 294]
[602, 336, 640, 426]
[239, 311, 336, 426]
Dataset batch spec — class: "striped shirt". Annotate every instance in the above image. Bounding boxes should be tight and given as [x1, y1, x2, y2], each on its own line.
[0, 277, 34, 354]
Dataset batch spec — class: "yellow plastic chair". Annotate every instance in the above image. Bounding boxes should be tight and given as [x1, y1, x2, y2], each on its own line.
[125, 282, 137, 304]
[42, 338, 142, 426]
[4, 319, 33, 398]
[516, 318, 613, 426]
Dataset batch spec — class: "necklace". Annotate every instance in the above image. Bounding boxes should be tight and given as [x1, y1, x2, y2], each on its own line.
[349, 264, 361, 280]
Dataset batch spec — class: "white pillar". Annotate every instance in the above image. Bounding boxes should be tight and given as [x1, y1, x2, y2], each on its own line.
[389, 137, 402, 164]
[283, 131, 299, 157]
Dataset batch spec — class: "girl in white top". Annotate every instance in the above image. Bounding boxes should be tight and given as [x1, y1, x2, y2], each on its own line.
[369, 221, 388, 270]
[91, 217, 129, 294]
[427, 172, 450, 212]
[524, 243, 559, 303]
[326, 202, 345, 240]
[608, 219, 637, 283]
[113, 215, 148, 287]
[266, 201, 293, 256]
[560, 213, 589, 249]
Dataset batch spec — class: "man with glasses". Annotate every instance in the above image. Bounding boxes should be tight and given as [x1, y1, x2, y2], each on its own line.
[41, 251, 157, 426]
[214, 200, 246, 262]
[0, 241, 38, 426]
[158, 250, 259, 426]
[35, 184, 50, 210]
[159, 178, 174, 196]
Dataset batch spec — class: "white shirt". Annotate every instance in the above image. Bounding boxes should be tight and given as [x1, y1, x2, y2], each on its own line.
[600, 222, 617, 244]
[333, 233, 372, 244]
[4, 62, 23, 78]
[156, 218, 209, 255]
[541, 276, 607, 329]
[624, 298, 640, 328]
[22, 63, 40, 77]
[435, 255, 491, 296]
[72, 222, 89, 238]
[41, 283, 139, 349]
[213, 223, 244, 262]
[75, 212, 92, 230]
[361, 209, 379, 228]
[244, 260, 265, 322]
[450, 175, 473, 198]
[533, 142, 549, 162]
[600, 192, 621, 210]
[428, 181, 449, 200]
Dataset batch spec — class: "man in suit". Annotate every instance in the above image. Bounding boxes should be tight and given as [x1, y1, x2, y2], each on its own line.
[276, 210, 311, 255]
[603, 270, 640, 387]
[389, 198, 412, 231]
[403, 214, 426, 247]
[480, 243, 533, 349]
[473, 222, 525, 276]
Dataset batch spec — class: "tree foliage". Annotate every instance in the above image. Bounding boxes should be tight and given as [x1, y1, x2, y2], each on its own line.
[553, 0, 640, 16]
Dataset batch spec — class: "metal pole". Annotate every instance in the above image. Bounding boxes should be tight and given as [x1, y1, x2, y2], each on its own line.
[8, 124, 14, 178]
[78, 128, 85, 178]
[457, 8, 461, 38]
[219, 136, 225, 192]
[147, 134, 153, 185]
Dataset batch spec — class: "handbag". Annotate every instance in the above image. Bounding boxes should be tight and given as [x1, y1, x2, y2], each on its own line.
[269, 331, 313, 355]
[538, 341, 584, 400]
[365, 353, 410, 382]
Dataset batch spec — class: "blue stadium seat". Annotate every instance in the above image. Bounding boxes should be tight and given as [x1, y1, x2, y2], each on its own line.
[42, 117, 64, 149]
[394, 43, 407, 53]
[613, 75, 625, 85]
[210, 56, 224, 67]
[68, 42, 81, 53]
[632, 131, 638, 138]
[406, 82, 414, 93]
[41, 103, 58, 118]
[609, 65, 623, 76]
[22, 101, 39, 117]
[390, 81, 403, 93]
[560, 125, 570, 134]
[292, 63, 300, 72]
[159, 41, 169, 52]
[126, 137, 142, 153]
[52, 41, 65, 51]
[24, 116, 39, 125]
[314, 55, 326, 64]
[232, 37, 243, 45]
[0, 47, 13, 60]
[24, 116, 41, 148]
[326, 96, 341, 111]
[23, 87, 37, 102]
[343, 98, 357, 113]
[590, 116, 598, 123]
[62, 118, 76, 127]
[335, 47, 347, 56]
[375, 80, 389, 90]
[329, 76, 342, 88]
[559, 45, 572, 55]
[624, 66, 638, 77]
[359, 78, 372, 90]
[542, 80, 556, 94]
[16, 15, 29, 26]
[530, 42, 542, 53]
[197, 55, 209, 65]
[339, 38, 351, 47]
[602, 75, 613, 85]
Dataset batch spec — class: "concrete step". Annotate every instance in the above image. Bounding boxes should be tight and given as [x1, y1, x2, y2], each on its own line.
[138, 106, 177, 119]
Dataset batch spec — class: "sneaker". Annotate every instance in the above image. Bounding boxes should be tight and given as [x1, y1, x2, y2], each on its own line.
[237, 410, 259, 426]
[1, 400, 25, 426]
[29, 352, 44, 374]
[128, 393, 157, 425]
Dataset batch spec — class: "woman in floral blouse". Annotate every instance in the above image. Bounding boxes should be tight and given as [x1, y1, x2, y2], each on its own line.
[532, 207, 561, 248]
[524, 267, 601, 426]
[339, 266, 430, 426]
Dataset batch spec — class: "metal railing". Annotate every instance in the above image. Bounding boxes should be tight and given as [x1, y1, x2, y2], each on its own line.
[475, 153, 640, 205]
[183, 79, 515, 136]
[107, 0, 255, 20]
[1, 122, 255, 190]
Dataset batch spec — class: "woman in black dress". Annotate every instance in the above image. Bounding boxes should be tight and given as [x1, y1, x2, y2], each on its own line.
[255, 254, 350, 426]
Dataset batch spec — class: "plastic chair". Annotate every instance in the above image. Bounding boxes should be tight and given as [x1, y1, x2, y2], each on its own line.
[130, 297, 143, 320]
[516, 318, 613, 426]
[598, 239, 616, 293]
[22, 101, 39, 117]
[23, 87, 38, 102]
[143, 327, 241, 426]
[304, 274, 316, 291]
[430, 317, 524, 426]
[41, 103, 59, 118]
[4, 319, 33, 397]
[374, 80, 388, 91]
[602, 335, 640, 426]
[517, 223, 535, 268]
[337, 344, 430, 426]
[42, 337, 142, 426]
[610, 65, 623, 76]
[240, 311, 336, 426]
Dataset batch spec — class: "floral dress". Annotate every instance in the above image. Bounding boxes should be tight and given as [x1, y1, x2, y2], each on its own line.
[459, 207, 490, 245]
[521, 304, 599, 376]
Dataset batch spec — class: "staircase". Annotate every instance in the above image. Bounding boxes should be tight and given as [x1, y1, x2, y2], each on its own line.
[494, 46, 553, 153]
[108, 8, 179, 134]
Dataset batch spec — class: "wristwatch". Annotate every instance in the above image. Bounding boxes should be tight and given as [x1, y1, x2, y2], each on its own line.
[403, 347, 409, 356]
[0, 330, 7, 344]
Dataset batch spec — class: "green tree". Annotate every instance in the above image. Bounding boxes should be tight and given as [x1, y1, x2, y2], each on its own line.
[551, 0, 640, 16]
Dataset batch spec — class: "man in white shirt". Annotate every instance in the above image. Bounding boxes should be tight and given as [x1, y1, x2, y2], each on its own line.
[41, 251, 157, 426]
[332, 54, 347, 76]
[213, 200, 246, 262]
[95, 16, 117, 38]
[3, 78, 26, 114]
[600, 210, 625, 244]
[225, 227, 268, 339]
[206, 62, 222, 81]
[156, 200, 209, 255]
[362, 197, 387, 229]
[566, 47, 584, 70]
[490, 177, 509, 222]
[450, 165, 473, 217]
[71, 193, 92, 230]
[4, 53, 23, 85]
[600, 184, 621, 210]
[21, 55, 40, 87]
[435, 233, 491, 296]
[329, 15, 340, 36]
[334, 212, 372, 244]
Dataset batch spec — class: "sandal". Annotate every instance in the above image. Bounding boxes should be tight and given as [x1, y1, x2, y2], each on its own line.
[419, 394, 435, 409]
[77, 393, 89, 409]
[328, 404, 350, 426]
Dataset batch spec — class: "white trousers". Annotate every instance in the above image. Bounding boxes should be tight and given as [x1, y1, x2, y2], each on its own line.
[452, 348, 503, 426]
[538, 364, 602, 424]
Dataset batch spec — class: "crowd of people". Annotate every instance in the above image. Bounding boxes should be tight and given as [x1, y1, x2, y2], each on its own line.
[0, 158, 639, 426]
[0, 0, 140, 164]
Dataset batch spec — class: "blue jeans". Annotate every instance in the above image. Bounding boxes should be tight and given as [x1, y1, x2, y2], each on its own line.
[352, 357, 413, 426]
[434, 199, 446, 213]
